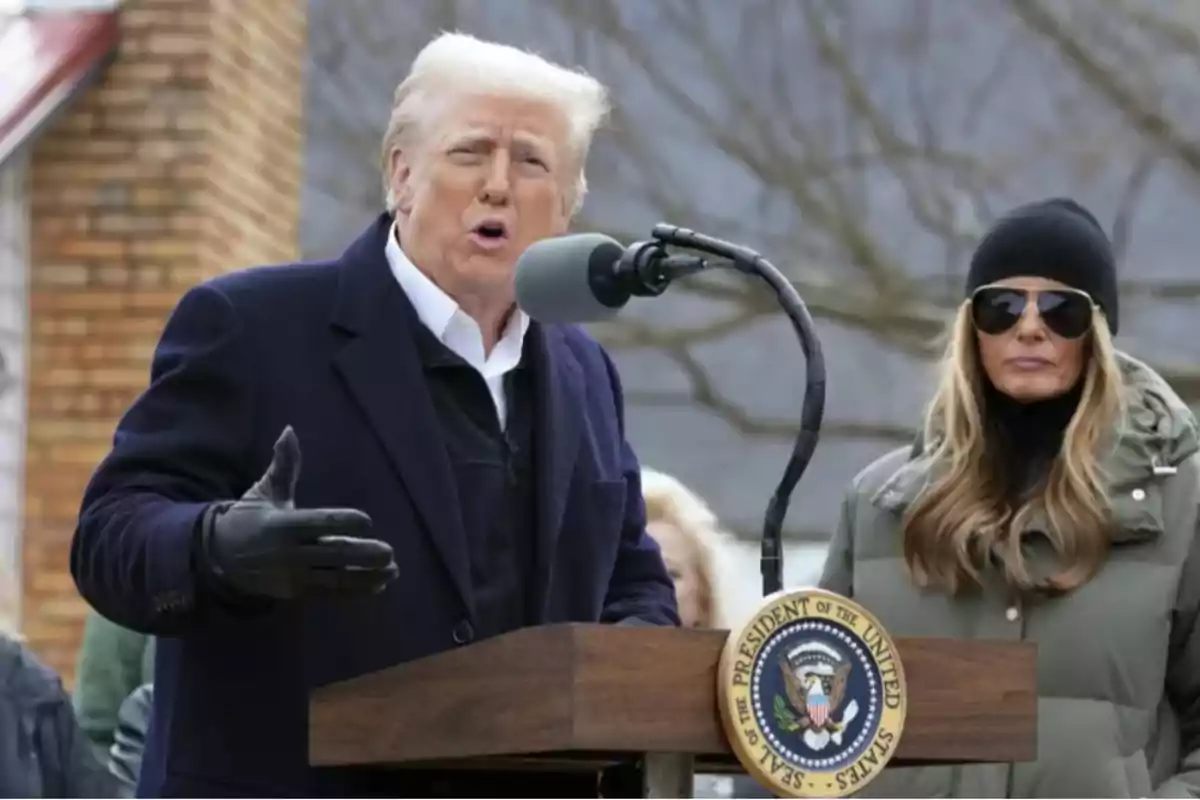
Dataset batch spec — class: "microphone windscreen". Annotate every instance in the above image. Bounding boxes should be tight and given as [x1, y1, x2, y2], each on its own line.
[514, 233, 626, 324]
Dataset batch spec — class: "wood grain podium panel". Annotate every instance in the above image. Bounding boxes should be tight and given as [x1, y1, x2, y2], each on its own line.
[310, 624, 1036, 769]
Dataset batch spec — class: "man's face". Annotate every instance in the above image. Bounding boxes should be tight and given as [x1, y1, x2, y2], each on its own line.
[390, 94, 574, 304]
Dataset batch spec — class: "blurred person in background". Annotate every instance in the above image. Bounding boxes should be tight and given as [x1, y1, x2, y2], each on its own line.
[641, 467, 774, 799]
[72, 609, 154, 764]
[820, 197, 1200, 797]
[106, 682, 154, 798]
[642, 467, 728, 629]
[69, 31, 676, 797]
[0, 596, 116, 796]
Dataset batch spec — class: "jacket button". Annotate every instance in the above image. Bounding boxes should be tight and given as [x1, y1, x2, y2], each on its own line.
[1005, 606, 1020, 622]
[452, 620, 474, 645]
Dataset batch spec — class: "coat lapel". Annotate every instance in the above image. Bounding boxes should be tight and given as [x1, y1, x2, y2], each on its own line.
[329, 216, 475, 620]
[530, 325, 584, 616]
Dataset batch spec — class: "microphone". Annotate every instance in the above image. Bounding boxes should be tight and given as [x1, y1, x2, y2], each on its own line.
[513, 233, 708, 324]
[515, 224, 827, 599]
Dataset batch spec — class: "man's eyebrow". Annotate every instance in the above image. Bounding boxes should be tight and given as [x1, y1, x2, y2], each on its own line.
[441, 130, 555, 158]
[512, 135, 553, 156]
[446, 132, 492, 147]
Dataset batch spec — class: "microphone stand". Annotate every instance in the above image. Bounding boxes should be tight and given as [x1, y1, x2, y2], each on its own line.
[628, 224, 827, 597]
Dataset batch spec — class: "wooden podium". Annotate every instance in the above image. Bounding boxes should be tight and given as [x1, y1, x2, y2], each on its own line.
[310, 623, 1036, 797]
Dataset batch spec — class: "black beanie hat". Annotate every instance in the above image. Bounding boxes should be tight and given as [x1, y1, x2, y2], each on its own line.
[965, 197, 1119, 334]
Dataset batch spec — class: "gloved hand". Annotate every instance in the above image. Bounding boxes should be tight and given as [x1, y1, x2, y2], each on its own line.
[196, 426, 398, 601]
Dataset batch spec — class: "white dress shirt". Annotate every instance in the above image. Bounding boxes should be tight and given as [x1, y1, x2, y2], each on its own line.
[384, 223, 530, 429]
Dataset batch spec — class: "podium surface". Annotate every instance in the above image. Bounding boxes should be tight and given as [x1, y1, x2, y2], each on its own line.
[310, 623, 1035, 789]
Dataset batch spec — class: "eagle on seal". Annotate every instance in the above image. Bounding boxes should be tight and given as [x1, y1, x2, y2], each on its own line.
[781, 659, 851, 732]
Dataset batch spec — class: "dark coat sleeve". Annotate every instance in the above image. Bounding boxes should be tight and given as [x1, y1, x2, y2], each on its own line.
[595, 347, 680, 628]
[70, 282, 259, 636]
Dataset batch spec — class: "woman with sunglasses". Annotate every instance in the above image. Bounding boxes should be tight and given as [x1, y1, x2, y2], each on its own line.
[819, 197, 1200, 797]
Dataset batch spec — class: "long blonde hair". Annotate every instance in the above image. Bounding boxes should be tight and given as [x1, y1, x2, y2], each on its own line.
[901, 301, 1126, 595]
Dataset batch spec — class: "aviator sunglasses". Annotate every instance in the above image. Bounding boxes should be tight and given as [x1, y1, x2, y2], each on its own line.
[969, 285, 1096, 340]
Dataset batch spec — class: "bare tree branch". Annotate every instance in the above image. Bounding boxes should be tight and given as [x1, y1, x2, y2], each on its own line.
[624, 387, 917, 443]
[307, 0, 1200, 454]
[1008, 0, 1200, 177]
[1110, 151, 1158, 263]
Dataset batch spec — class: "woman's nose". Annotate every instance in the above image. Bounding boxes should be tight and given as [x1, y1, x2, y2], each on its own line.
[1014, 305, 1048, 340]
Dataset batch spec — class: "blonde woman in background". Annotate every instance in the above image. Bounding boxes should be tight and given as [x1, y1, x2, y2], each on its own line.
[642, 467, 731, 629]
[641, 467, 773, 799]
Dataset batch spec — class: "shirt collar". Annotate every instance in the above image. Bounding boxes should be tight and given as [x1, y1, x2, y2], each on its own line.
[384, 220, 530, 347]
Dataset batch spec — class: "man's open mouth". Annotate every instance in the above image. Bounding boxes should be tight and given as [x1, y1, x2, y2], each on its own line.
[473, 221, 508, 241]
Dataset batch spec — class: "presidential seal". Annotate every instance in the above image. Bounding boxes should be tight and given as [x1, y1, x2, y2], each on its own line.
[717, 588, 907, 798]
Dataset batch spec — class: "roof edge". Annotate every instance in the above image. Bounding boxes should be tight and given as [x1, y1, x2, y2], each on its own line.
[0, 10, 120, 171]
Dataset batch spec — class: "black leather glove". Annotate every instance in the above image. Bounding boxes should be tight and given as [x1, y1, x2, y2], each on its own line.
[196, 426, 398, 601]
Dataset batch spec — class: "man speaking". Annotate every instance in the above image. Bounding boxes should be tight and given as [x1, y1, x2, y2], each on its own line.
[70, 32, 679, 797]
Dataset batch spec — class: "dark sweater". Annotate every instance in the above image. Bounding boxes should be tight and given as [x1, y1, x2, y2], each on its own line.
[412, 322, 538, 640]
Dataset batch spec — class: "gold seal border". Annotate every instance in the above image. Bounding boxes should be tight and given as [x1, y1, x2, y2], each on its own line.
[717, 588, 908, 799]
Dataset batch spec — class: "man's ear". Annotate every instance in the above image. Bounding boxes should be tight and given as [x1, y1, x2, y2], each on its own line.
[389, 148, 415, 214]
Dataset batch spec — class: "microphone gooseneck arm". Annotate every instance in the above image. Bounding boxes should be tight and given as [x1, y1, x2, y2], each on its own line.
[648, 224, 827, 597]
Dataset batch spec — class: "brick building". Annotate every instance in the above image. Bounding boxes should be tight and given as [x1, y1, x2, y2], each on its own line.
[0, 0, 307, 681]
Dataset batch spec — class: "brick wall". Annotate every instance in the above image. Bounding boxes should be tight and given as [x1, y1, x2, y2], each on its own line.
[201, 0, 306, 273]
[25, 0, 307, 681]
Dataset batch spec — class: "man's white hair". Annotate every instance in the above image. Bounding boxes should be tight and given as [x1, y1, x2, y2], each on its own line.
[380, 32, 610, 216]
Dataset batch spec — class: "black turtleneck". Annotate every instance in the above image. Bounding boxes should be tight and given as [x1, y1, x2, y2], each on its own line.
[984, 380, 1083, 500]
